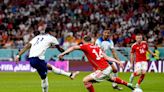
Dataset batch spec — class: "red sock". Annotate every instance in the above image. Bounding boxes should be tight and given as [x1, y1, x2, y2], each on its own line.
[138, 74, 145, 85]
[84, 82, 95, 92]
[113, 77, 128, 86]
[133, 72, 139, 77]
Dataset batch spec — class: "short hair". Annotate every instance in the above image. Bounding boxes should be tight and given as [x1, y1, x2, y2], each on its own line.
[136, 33, 142, 36]
[83, 35, 92, 42]
[34, 31, 40, 36]
[45, 28, 53, 33]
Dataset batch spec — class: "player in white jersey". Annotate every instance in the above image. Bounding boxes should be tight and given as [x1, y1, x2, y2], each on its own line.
[15, 28, 79, 92]
[95, 29, 123, 90]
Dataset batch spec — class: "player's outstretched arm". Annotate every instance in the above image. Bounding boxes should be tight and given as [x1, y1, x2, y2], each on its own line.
[58, 45, 80, 59]
[102, 52, 124, 68]
[130, 52, 134, 69]
[111, 49, 120, 61]
[55, 45, 65, 52]
[15, 43, 31, 64]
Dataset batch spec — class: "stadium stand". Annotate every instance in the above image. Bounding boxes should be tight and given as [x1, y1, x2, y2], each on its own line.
[0, 0, 163, 61]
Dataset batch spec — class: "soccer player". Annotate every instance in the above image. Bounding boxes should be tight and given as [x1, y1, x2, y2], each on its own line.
[95, 29, 122, 90]
[129, 33, 155, 88]
[58, 35, 134, 92]
[15, 28, 79, 92]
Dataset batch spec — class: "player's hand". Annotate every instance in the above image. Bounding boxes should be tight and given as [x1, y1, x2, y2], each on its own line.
[152, 53, 157, 57]
[118, 62, 124, 68]
[14, 55, 20, 64]
[130, 64, 133, 69]
[58, 54, 64, 60]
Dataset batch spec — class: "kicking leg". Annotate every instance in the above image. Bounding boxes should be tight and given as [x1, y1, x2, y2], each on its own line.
[110, 64, 123, 90]
[109, 77, 134, 90]
[47, 63, 79, 79]
[83, 75, 95, 92]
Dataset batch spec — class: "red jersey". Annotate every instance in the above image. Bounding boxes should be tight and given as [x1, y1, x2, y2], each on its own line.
[80, 43, 109, 70]
[131, 41, 148, 62]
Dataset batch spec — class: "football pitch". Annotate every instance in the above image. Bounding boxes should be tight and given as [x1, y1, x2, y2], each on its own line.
[0, 72, 163, 92]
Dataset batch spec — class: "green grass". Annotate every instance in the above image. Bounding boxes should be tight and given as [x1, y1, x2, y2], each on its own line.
[0, 72, 163, 92]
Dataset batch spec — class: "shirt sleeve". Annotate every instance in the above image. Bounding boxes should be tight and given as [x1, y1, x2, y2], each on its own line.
[95, 39, 101, 47]
[110, 40, 114, 49]
[80, 44, 86, 51]
[29, 36, 37, 44]
[51, 36, 59, 45]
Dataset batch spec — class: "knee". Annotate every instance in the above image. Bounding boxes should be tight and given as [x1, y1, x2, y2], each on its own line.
[113, 69, 117, 73]
[41, 74, 47, 80]
[136, 70, 141, 75]
[83, 78, 88, 83]
[142, 71, 146, 74]
[109, 76, 115, 82]
[41, 77, 48, 87]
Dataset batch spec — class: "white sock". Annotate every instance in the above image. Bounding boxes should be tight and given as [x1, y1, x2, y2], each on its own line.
[129, 73, 134, 83]
[112, 73, 118, 87]
[41, 77, 48, 92]
[51, 66, 71, 77]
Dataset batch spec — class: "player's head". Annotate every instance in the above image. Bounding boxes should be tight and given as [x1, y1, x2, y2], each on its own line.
[45, 27, 55, 35]
[103, 29, 110, 40]
[83, 35, 92, 43]
[135, 33, 143, 43]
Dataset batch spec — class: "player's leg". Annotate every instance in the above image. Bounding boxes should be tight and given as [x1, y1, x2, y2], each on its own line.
[83, 75, 95, 92]
[105, 64, 134, 90]
[129, 62, 142, 83]
[136, 61, 148, 88]
[110, 63, 123, 90]
[38, 60, 49, 92]
[47, 63, 79, 79]
[108, 76, 134, 90]
[29, 57, 49, 92]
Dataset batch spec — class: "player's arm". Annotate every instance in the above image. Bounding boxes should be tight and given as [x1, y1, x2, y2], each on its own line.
[111, 48, 120, 61]
[148, 49, 155, 56]
[110, 40, 120, 61]
[55, 45, 65, 52]
[15, 43, 32, 63]
[58, 45, 80, 59]
[102, 52, 124, 68]
[130, 52, 135, 69]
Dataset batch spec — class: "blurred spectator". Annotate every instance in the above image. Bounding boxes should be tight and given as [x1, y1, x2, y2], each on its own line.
[0, 0, 163, 49]
[150, 46, 160, 61]
[146, 51, 151, 61]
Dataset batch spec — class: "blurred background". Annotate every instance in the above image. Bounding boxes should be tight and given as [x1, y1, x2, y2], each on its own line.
[0, 0, 163, 63]
[0, 1, 163, 92]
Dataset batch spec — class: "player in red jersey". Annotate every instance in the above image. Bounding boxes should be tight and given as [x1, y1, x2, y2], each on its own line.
[58, 35, 134, 92]
[129, 33, 155, 88]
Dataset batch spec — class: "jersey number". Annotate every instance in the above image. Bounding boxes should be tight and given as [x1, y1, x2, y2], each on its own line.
[34, 37, 44, 45]
[92, 49, 103, 60]
[139, 48, 145, 54]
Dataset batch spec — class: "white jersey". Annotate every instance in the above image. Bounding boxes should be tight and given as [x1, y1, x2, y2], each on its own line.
[29, 34, 59, 60]
[95, 37, 114, 51]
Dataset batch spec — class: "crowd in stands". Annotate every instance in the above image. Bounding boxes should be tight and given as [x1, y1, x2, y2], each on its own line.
[0, 0, 163, 49]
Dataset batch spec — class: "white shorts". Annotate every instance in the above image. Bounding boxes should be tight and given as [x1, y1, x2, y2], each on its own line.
[90, 66, 112, 82]
[134, 61, 148, 72]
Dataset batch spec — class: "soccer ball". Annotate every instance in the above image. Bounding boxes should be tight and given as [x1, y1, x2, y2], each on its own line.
[133, 88, 143, 92]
